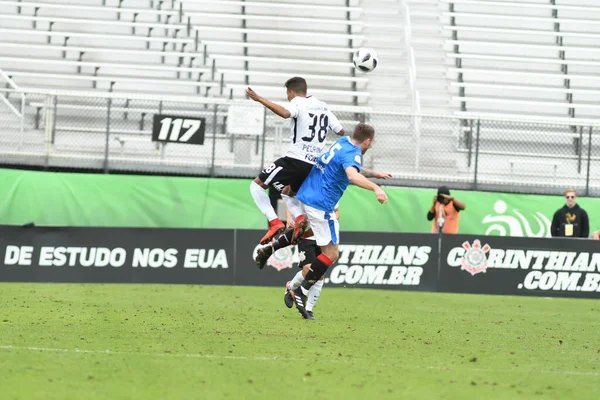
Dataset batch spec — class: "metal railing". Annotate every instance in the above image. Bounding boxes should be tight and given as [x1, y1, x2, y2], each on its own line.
[2, 87, 600, 195]
[401, 1, 420, 114]
[0, 68, 25, 134]
[401, 1, 422, 171]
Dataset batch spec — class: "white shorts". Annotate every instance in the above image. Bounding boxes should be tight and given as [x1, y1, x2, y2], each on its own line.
[304, 202, 340, 241]
[301, 203, 339, 247]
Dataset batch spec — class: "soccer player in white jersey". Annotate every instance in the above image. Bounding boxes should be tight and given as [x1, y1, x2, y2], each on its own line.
[246, 77, 345, 245]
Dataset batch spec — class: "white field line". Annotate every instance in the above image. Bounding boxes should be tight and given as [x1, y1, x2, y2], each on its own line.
[0, 345, 598, 377]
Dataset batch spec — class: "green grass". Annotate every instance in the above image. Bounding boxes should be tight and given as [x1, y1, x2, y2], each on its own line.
[0, 283, 598, 399]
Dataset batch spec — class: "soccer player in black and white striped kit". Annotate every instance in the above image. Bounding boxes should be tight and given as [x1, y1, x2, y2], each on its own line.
[246, 77, 345, 246]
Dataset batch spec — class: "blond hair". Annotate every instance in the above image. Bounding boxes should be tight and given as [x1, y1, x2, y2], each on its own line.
[564, 188, 576, 196]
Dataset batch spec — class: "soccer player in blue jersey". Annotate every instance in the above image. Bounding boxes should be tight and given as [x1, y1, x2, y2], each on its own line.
[272, 123, 388, 318]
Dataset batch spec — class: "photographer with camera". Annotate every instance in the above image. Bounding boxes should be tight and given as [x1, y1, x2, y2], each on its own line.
[427, 186, 466, 234]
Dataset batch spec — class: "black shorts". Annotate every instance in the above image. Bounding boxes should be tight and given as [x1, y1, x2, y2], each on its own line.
[297, 238, 320, 269]
[258, 156, 313, 193]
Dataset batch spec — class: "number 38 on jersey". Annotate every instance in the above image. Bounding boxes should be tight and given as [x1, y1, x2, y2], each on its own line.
[284, 96, 343, 163]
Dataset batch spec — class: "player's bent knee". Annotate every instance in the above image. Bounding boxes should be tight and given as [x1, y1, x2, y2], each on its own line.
[322, 248, 339, 263]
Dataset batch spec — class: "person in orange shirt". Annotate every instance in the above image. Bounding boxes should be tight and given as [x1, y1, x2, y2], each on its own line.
[427, 186, 466, 234]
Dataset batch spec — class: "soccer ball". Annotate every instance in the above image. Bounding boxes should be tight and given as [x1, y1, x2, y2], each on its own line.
[353, 47, 378, 73]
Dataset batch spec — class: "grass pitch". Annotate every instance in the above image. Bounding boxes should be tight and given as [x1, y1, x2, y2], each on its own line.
[0, 283, 598, 399]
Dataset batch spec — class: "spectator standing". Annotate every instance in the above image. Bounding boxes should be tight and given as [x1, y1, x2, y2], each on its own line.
[427, 186, 466, 234]
[551, 188, 589, 238]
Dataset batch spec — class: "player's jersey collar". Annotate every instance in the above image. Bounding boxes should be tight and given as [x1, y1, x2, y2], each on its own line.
[345, 136, 359, 149]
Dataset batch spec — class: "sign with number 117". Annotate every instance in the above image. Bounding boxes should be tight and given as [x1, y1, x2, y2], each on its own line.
[152, 115, 206, 145]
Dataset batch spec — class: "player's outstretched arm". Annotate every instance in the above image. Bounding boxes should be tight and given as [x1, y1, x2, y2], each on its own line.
[346, 167, 388, 204]
[246, 87, 291, 119]
[327, 110, 345, 136]
[360, 168, 392, 180]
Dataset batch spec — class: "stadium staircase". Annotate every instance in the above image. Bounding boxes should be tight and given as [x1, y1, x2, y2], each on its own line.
[358, 0, 411, 110]
[357, 0, 457, 177]
[356, 0, 452, 113]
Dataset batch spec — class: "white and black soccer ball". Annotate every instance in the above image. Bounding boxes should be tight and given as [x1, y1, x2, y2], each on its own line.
[353, 47, 378, 73]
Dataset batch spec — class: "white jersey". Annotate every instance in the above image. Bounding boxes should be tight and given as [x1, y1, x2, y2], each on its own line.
[284, 96, 343, 164]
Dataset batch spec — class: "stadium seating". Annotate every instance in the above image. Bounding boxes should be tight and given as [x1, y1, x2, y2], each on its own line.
[0, 0, 378, 177]
[437, 0, 600, 190]
[0, 0, 210, 95]
[177, 0, 368, 105]
[442, 0, 600, 119]
[0, 0, 373, 105]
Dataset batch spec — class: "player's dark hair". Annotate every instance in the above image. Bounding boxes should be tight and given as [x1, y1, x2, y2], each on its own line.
[352, 123, 375, 143]
[284, 77, 307, 94]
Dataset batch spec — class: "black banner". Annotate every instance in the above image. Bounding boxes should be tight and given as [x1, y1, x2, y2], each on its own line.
[2, 225, 599, 299]
[0, 226, 233, 284]
[439, 234, 600, 298]
[235, 230, 439, 291]
[152, 114, 206, 145]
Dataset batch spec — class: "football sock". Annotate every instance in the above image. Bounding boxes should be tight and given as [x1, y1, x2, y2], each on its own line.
[299, 254, 334, 294]
[306, 280, 323, 312]
[272, 229, 294, 252]
[250, 182, 278, 221]
[281, 194, 303, 220]
[304, 254, 334, 284]
[290, 271, 305, 290]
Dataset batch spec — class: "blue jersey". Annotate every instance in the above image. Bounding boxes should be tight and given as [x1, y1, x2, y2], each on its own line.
[297, 136, 362, 213]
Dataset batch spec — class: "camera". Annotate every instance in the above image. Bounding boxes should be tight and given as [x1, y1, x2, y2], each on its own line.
[437, 194, 444, 202]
